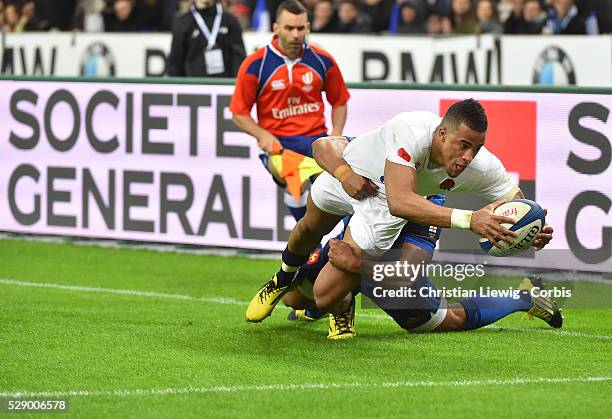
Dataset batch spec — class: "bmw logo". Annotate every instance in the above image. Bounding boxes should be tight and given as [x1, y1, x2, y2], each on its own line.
[80, 42, 116, 77]
[532, 46, 576, 85]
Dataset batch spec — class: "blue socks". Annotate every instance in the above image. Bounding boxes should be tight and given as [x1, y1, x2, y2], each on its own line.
[276, 247, 310, 287]
[459, 291, 533, 330]
[287, 205, 307, 222]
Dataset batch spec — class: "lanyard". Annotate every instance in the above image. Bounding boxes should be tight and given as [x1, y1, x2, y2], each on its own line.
[190, 3, 223, 50]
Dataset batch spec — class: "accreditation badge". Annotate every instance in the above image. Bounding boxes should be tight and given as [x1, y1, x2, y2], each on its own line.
[204, 49, 225, 75]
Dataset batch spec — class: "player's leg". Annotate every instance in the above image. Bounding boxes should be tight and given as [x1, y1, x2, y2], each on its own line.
[407, 276, 563, 333]
[283, 282, 328, 321]
[449, 276, 563, 331]
[246, 172, 350, 322]
[282, 284, 316, 310]
[313, 227, 367, 340]
[284, 239, 330, 321]
[370, 257, 562, 332]
[376, 272, 563, 333]
[246, 195, 342, 322]
[312, 230, 361, 313]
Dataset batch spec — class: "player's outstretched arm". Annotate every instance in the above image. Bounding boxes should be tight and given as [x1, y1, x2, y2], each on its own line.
[232, 113, 281, 153]
[385, 161, 517, 248]
[312, 137, 378, 200]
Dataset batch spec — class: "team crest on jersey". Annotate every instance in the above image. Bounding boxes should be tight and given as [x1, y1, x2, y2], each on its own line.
[272, 79, 286, 90]
[307, 248, 321, 265]
[397, 148, 411, 162]
[439, 178, 455, 191]
[302, 71, 314, 92]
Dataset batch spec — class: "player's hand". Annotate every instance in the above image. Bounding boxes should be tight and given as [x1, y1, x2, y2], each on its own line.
[533, 209, 553, 250]
[328, 239, 361, 274]
[257, 132, 282, 154]
[340, 172, 378, 200]
[470, 201, 518, 249]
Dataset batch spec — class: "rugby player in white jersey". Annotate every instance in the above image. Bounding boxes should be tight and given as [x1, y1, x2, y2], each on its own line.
[245, 99, 556, 338]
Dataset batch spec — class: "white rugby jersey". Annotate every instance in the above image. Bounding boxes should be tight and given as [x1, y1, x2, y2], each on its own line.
[342, 111, 515, 201]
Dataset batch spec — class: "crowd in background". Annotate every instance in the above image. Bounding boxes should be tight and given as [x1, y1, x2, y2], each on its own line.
[0, 0, 609, 35]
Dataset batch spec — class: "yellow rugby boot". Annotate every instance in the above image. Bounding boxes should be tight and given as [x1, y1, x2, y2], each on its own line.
[287, 307, 327, 321]
[327, 298, 356, 340]
[246, 274, 292, 322]
[519, 276, 563, 328]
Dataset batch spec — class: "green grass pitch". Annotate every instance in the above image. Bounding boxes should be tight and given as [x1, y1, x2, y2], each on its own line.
[1, 238, 611, 418]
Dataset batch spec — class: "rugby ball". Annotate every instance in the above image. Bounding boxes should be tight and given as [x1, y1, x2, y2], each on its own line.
[479, 199, 545, 257]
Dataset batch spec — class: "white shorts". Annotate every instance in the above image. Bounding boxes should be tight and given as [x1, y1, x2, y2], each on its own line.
[310, 172, 407, 256]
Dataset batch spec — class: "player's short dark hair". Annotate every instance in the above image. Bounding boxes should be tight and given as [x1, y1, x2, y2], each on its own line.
[441, 98, 488, 133]
[276, 0, 308, 20]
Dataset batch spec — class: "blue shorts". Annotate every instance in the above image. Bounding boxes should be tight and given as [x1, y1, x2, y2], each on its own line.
[277, 134, 326, 158]
[364, 274, 448, 332]
[258, 134, 326, 187]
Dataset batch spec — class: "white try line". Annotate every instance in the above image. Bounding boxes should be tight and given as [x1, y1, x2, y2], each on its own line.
[1, 376, 610, 399]
[0, 278, 246, 307]
[485, 325, 612, 340]
[1, 278, 611, 340]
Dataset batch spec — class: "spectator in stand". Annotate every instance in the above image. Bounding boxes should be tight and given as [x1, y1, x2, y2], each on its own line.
[397, 1, 426, 33]
[426, 11, 452, 34]
[311, 0, 337, 32]
[503, 0, 524, 33]
[542, 0, 588, 34]
[334, 0, 373, 32]
[497, 0, 514, 23]
[103, 0, 138, 31]
[475, 0, 502, 33]
[17, 1, 40, 30]
[572, 0, 603, 33]
[34, 0, 77, 30]
[518, 0, 545, 33]
[3, 3, 21, 31]
[361, 0, 392, 32]
[388, 0, 428, 33]
[73, 0, 105, 31]
[167, 0, 245, 77]
[227, 0, 251, 29]
[450, 0, 479, 33]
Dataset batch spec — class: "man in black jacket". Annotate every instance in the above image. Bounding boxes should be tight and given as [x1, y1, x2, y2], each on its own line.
[542, 0, 589, 34]
[168, 0, 246, 77]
